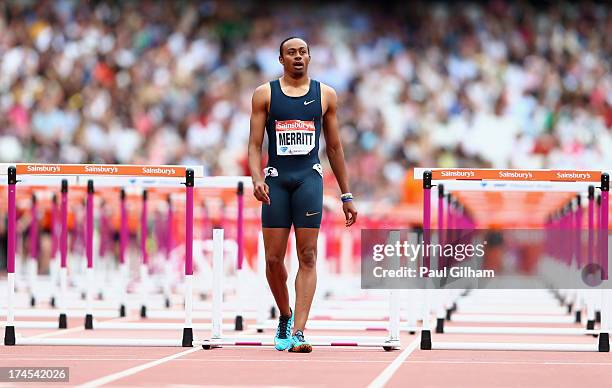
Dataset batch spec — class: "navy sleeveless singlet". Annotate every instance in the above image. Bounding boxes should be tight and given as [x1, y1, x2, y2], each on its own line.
[261, 79, 324, 228]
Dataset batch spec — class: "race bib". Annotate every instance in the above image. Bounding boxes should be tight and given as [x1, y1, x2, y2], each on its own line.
[275, 120, 316, 156]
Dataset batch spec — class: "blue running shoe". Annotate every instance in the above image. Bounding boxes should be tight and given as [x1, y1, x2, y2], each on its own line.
[274, 309, 293, 351]
[288, 330, 312, 353]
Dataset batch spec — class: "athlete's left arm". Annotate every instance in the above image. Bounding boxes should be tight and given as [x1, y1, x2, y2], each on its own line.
[322, 84, 357, 227]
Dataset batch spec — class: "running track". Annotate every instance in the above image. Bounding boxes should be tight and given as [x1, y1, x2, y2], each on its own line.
[2, 319, 612, 387]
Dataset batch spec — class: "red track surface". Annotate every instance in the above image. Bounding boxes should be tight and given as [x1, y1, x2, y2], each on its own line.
[3, 320, 612, 387]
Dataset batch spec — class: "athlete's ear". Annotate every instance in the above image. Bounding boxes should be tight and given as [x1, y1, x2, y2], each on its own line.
[279, 55, 284, 65]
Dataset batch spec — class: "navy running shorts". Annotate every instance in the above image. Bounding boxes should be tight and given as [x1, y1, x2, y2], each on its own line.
[261, 164, 323, 228]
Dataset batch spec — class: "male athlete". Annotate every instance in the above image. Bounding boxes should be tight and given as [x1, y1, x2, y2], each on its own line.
[248, 37, 357, 353]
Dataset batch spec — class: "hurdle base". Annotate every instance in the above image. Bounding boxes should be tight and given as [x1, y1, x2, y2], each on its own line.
[445, 308, 453, 321]
[598, 333, 609, 352]
[119, 304, 126, 317]
[140, 305, 147, 318]
[165, 298, 171, 309]
[575, 311, 581, 324]
[201, 338, 223, 350]
[30, 296, 36, 307]
[199, 336, 397, 349]
[59, 313, 67, 329]
[4, 325, 15, 346]
[383, 339, 400, 352]
[421, 330, 432, 350]
[15, 338, 184, 346]
[436, 318, 444, 334]
[182, 328, 193, 347]
[432, 342, 599, 352]
[586, 320, 597, 337]
[85, 314, 93, 329]
[50, 297, 56, 308]
[235, 315, 244, 331]
[596, 311, 601, 323]
[270, 306, 276, 319]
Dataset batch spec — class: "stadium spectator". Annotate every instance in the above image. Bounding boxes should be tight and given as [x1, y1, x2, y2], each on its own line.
[0, 0, 609, 204]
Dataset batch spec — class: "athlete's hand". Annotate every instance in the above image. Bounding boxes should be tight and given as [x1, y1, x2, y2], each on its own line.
[343, 201, 358, 227]
[253, 179, 270, 205]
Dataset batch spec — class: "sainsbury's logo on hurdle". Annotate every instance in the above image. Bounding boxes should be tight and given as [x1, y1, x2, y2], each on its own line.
[141, 167, 176, 176]
[498, 171, 533, 179]
[440, 170, 476, 178]
[26, 165, 61, 173]
[84, 165, 119, 174]
[555, 171, 591, 180]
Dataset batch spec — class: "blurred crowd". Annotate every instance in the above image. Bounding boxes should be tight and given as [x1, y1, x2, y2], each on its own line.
[0, 0, 610, 202]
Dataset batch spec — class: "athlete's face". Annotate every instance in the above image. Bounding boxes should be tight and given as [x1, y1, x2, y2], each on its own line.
[279, 39, 310, 76]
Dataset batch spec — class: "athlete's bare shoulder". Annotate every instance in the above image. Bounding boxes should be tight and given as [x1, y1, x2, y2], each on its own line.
[319, 82, 337, 114]
[252, 82, 271, 111]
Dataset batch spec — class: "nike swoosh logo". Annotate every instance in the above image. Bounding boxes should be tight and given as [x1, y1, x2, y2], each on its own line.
[305, 211, 320, 217]
[304, 100, 315, 105]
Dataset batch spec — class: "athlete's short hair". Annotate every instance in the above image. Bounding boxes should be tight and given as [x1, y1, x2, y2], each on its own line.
[279, 37, 309, 56]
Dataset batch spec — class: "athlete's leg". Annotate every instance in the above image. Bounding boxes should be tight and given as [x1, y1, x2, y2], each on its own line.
[293, 227, 319, 332]
[290, 167, 323, 332]
[263, 228, 291, 317]
[262, 174, 293, 318]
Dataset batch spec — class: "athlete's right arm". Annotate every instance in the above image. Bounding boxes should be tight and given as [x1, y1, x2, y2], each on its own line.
[248, 84, 271, 205]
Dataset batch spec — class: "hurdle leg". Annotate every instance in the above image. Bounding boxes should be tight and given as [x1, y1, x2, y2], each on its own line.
[57, 179, 69, 329]
[4, 170, 17, 345]
[599, 289, 610, 352]
[420, 171, 433, 350]
[385, 289, 401, 350]
[182, 274, 194, 347]
[140, 264, 148, 318]
[203, 228, 225, 349]
[586, 290, 596, 334]
[403, 290, 418, 334]
[28, 260, 37, 307]
[256, 232, 267, 333]
[234, 268, 245, 331]
[85, 267, 94, 329]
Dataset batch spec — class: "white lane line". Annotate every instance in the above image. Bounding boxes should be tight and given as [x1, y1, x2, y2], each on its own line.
[367, 336, 421, 388]
[76, 347, 200, 388]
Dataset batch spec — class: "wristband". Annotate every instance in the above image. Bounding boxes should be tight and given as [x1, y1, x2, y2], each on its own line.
[341, 193, 353, 202]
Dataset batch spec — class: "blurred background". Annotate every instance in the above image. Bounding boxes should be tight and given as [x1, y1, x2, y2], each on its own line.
[0, 0, 610, 205]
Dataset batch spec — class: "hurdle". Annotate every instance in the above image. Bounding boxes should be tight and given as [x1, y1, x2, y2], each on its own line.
[200, 228, 402, 351]
[428, 173, 604, 338]
[250, 229, 422, 333]
[74, 172, 251, 333]
[130, 179, 253, 327]
[2, 163, 212, 346]
[415, 168, 611, 351]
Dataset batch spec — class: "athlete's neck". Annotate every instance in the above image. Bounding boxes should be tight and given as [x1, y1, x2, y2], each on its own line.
[280, 74, 309, 88]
